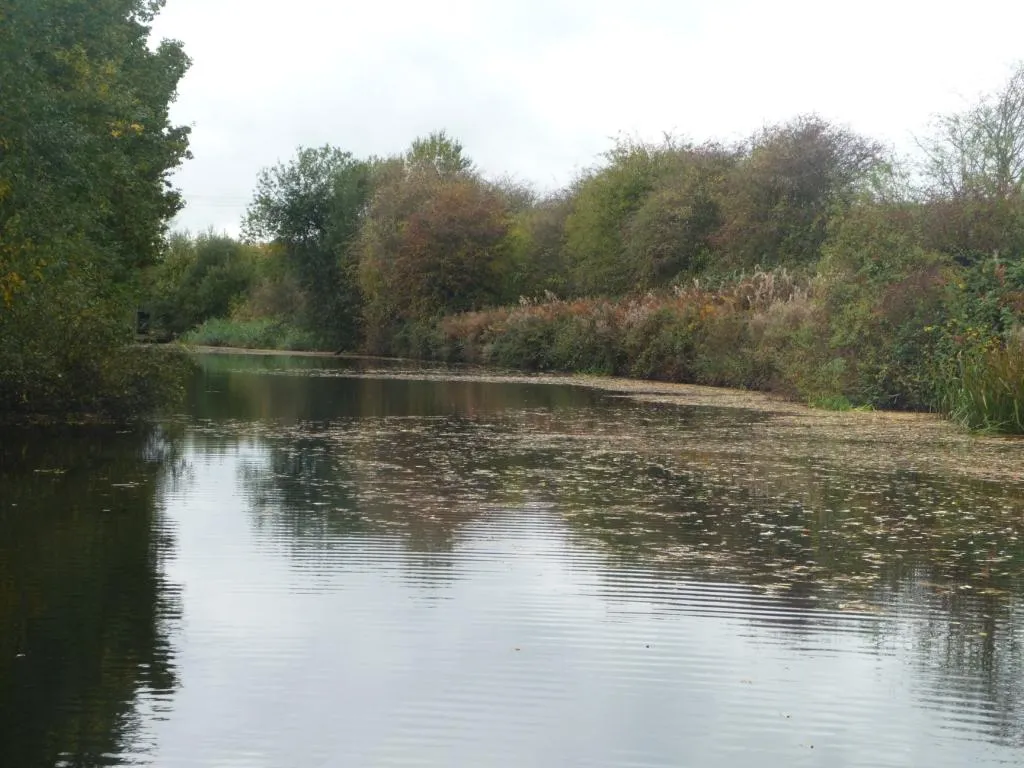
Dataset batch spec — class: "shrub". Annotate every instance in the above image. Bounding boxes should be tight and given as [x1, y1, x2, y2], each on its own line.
[145, 232, 257, 335]
[939, 341, 1024, 433]
[182, 318, 321, 352]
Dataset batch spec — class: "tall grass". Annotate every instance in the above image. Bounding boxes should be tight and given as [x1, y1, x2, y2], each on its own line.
[182, 317, 322, 352]
[941, 343, 1024, 434]
[434, 268, 841, 399]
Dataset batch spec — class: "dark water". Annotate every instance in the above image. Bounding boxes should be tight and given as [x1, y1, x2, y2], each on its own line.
[2, 353, 1024, 767]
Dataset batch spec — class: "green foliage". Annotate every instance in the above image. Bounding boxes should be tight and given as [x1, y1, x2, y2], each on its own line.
[939, 342, 1024, 433]
[243, 146, 371, 349]
[145, 231, 257, 335]
[621, 306, 698, 381]
[502, 193, 571, 300]
[485, 317, 559, 370]
[809, 394, 856, 411]
[0, 0, 192, 420]
[814, 200, 960, 409]
[405, 130, 474, 178]
[563, 138, 697, 296]
[624, 180, 719, 288]
[0, 274, 194, 418]
[716, 116, 886, 270]
[182, 317, 321, 352]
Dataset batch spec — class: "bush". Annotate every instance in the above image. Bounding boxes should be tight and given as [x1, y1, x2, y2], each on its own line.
[0, 277, 195, 421]
[939, 341, 1024, 433]
[145, 232, 257, 336]
[486, 314, 559, 370]
[182, 318, 322, 351]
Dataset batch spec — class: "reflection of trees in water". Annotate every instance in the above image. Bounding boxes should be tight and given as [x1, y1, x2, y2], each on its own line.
[214, 396, 1024, 602]
[0, 426, 183, 768]
[187, 369, 1024, 748]
[231, 418, 517, 567]
[880, 582, 1024, 749]
[188, 355, 603, 424]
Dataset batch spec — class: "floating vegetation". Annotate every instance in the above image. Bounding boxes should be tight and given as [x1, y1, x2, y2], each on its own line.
[183, 359, 1024, 616]
[166, 355, 1024, 755]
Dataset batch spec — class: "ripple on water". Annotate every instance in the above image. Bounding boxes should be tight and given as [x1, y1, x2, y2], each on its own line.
[4, 362, 1022, 767]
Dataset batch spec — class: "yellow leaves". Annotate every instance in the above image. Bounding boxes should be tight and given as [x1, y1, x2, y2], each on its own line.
[1, 272, 26, 308]
[698, 302, 719, 321]
[108, 120, 144, 139]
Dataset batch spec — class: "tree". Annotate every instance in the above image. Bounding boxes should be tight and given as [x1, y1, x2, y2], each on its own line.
[243, 146, 371, 349]
[356, 136, 512, 352]
[0, 0, 192, 417]
[918, 63, 1024, 262]
[405, 130, 473, 178]
[622, 145, 734, 288]
[393, 179, 510, 318]
[716, 116, 885, 270]
[146, 231, 257, 335]
[563, 138, 667, 296]
[504, 193, 573, 299]
[921, 63, 1024, 201]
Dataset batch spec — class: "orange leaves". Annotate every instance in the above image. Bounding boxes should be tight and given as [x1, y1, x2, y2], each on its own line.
[366, 175, 512, 324]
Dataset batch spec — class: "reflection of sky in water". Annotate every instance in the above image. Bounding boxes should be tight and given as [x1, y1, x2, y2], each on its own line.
[149, 428, 1024, 767]
[5, 359, 1021, 767]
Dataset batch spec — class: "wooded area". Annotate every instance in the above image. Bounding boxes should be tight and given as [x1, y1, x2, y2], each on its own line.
[2, 0, 1022, 431]
[165, 76, 1024, 432]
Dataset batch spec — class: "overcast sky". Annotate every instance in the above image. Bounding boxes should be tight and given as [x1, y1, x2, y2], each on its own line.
[150, 0, 1024, 235]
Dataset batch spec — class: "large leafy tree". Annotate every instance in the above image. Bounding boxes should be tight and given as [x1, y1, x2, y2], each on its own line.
[357, 135, 511, 352]
[716, 116, 885, 270]
[0, 0, 191, 416]
[563, 139, 666, 297]
[563, 138, 735, 295]
[243, 146, 371, 349]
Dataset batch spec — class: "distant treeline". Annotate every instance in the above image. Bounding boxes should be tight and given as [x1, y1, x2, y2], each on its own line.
[157, 67, 1024, 432]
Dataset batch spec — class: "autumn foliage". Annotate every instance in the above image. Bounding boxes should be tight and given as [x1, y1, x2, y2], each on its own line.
[168, 66, 1024, 431]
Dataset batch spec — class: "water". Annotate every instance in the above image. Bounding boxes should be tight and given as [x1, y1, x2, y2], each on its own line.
[2, 352, 1023, 767]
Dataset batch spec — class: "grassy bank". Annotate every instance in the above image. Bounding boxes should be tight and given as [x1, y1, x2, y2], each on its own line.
[182, 318, 325, 352]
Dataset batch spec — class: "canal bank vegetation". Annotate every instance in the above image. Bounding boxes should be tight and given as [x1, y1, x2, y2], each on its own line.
[154, 65, 1021, 434]
[0, 0, 195, 421]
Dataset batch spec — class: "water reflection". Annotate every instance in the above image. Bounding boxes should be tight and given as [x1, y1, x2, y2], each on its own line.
[177, 354, 1024, 765]
[3, 353, 1023, 766]
[0, 426, 183, 767]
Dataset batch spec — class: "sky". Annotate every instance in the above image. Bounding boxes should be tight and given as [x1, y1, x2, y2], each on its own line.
[149, 0, 1024, 235]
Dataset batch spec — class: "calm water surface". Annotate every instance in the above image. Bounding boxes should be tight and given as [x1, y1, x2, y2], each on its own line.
[2, 353, 1023, 767]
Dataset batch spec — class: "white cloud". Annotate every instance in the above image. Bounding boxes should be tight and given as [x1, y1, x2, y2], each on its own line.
[150, 0, 1024, 235]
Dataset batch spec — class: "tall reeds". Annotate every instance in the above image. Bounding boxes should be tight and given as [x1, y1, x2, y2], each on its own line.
[940, 340, 1024, 434]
